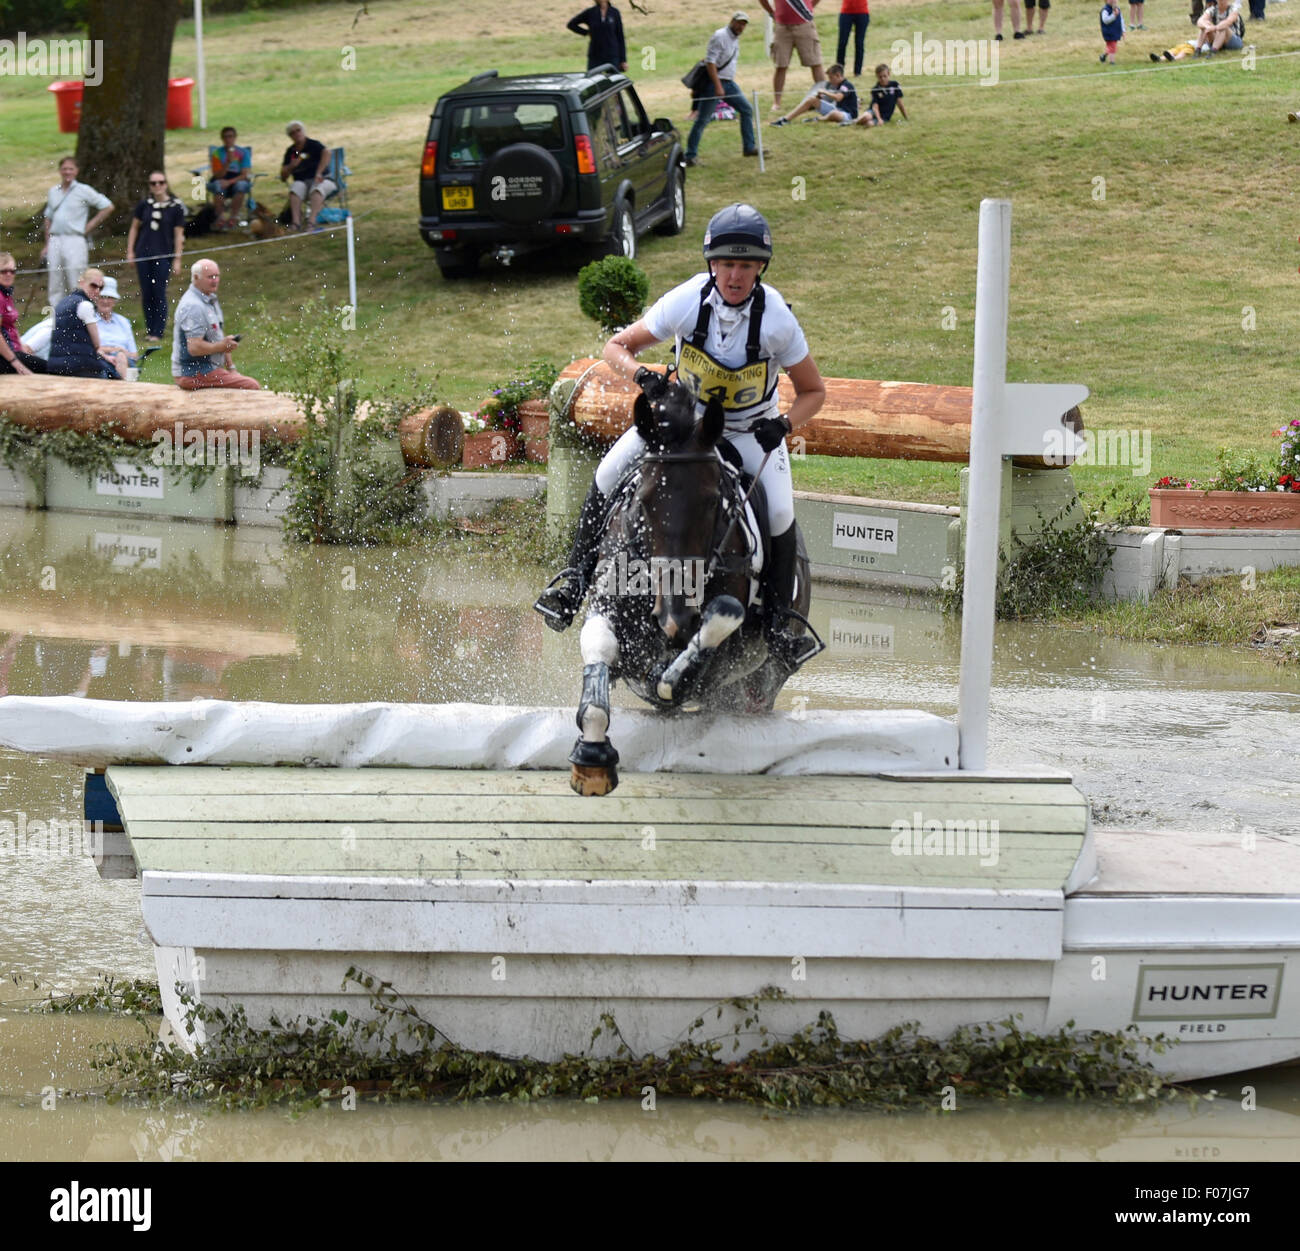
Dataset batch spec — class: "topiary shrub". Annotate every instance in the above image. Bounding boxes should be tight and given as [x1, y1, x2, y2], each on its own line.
[577, 255, 650, 334]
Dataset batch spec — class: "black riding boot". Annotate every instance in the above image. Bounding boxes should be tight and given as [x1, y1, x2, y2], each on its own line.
[764, 526, 820, 669]
[534, 480, 608, 631]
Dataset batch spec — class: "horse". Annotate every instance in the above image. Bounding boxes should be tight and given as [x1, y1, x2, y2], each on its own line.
[567, 378, 823, 796]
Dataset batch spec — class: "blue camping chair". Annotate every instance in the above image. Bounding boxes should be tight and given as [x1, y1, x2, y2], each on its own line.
[313, 146, 351, 224]
[191, 144, 268, 226]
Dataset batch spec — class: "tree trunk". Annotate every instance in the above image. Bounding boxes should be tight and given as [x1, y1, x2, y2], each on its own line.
[75, 0, 181, 212]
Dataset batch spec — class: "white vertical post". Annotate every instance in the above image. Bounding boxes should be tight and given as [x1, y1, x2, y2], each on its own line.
[957, 199, 1011, 771]
[346, 213, 357, 312]
[194, 0, 207, 130]
[753, 90, 764, 173]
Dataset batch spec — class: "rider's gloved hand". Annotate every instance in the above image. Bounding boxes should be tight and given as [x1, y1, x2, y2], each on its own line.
[633, 366, 668, 401]
[751, 415, 792, 453]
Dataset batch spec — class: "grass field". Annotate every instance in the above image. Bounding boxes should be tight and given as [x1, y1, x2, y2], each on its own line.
[2, 0, 1299, 508]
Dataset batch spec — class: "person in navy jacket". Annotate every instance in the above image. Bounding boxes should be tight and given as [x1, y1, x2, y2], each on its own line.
[568, 3, 628, 71]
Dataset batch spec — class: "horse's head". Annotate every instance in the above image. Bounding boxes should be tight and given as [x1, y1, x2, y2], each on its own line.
[628, 380, 729, 642]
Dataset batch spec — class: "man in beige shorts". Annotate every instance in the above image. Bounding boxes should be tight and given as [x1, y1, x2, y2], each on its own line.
[759, 0, 825, 112]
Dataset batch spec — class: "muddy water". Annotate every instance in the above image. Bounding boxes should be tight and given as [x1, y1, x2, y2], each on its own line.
[1, 508, 1297, 1160]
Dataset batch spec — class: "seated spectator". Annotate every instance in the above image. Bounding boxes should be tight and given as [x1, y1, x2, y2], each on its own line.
[19, 315, 52, 360]
[770, 65, 858, 126]
[172, 258, 261, 391]
[93, 276, 139, 378]
[0, 252, 48, 375]
[1194, 0, 1245, 51]
[47, 269, 124, 380]
[280, 121, 336, 232]
[208, 127, 252, 230]
[1150, 40, 1200, 59]
[848, 63, 907, 127]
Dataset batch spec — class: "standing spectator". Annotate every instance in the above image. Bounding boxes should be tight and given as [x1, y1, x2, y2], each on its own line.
[759, 0, 825, 112]
[1129, 1, 1146, 28]
[172, 259, 260, 391]
[837, 0, 869, 78]
[47, 269, 124, 380]
[1248, 0, 1265, 21]
[207, 126, 252, 229]
[92, 276, 139, 377]
[126, 171, 186, 345]
[849, 62, 906, 125]
[40, 158, 113, 308]
[1025, 0, 1050, 34]
[684, 12, 758, 167]
[567, 2, 628, 71]
[1099, 1, 1125, 61]
[992, 0, 1026, 40]
[0, 253, 47, 375]
[280, 121, 336, 232]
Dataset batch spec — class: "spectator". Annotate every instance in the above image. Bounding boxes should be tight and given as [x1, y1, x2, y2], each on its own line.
[759, 0, 825, 112]
[280, 121, 336, 232]
[837, 0, 869, 78]
[684, 12, 758, 167]
[0, 253, 47, 375]
[770, 63, 857, 124]
[172, 259, 261, 391]
[1025, 0, 1049, 34]
[992, 0, 1026, 40]
[47, 269, 124, 380]
[207, 126, 252, 229]
[837, 0, 868, 76]
[93, 276, 139, 378]
[1151, 40, 1201, 59]
[1099, 1, 1125, 61]
[1194, 0, 1245, 51]
[126, 170, 186, 345]
[567, 3, 628, 71]
[848, 62, 906, 126]
[1129, 1, 1146, 29]
[40, 158, 113, 308]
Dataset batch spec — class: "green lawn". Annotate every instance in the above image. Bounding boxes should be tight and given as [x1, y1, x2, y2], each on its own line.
[2, 0, 1297, 510]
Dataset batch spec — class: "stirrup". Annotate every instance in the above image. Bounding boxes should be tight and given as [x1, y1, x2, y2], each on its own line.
[534, 567, 586, 632]
[764, 606, 825, 672]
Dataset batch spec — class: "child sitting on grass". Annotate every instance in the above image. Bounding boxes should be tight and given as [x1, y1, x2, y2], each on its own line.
[1099, 1, 1125, 62]
[848, 63, 907, 127]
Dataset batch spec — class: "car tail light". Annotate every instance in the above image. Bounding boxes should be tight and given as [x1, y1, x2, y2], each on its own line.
[554, 224, 574, 234]
[574, 134, 595, 175]
[421, 141, 437, 178]
[430, 229, 456, 242]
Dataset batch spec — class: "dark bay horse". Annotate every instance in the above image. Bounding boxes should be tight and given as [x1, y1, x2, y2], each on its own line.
[568, 380, 822, 796]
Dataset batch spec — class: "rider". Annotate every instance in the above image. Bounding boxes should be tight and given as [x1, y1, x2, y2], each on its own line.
[535, 203, 826, 664]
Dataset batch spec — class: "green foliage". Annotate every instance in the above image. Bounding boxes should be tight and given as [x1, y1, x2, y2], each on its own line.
[1207, 445, 1277, 493]
[577, 255, 650, 334]
[85, 969, 1181, 1112]
[945, 486, 1145, 619]
[41, 975, 163, 1017]
[0, 0, 87, 39]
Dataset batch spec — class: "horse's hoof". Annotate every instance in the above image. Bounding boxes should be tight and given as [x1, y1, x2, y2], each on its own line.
[570, 762, 619, 796]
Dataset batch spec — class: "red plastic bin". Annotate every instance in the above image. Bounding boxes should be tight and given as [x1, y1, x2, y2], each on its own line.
[165, 77, 194, 129]
[48, 80, 83, 133]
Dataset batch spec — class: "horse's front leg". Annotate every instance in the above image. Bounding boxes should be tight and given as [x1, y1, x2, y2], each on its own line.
[655, 595, 745, 704]
[568, 613, 621, 796]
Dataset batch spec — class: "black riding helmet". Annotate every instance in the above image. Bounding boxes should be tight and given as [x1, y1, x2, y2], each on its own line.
[701, 203, 772, 305]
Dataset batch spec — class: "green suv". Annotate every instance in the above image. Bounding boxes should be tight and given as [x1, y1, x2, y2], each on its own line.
[419, 67, 686, 279]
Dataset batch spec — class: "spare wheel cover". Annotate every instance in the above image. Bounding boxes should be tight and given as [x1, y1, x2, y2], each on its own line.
[479, 143, 564, 223]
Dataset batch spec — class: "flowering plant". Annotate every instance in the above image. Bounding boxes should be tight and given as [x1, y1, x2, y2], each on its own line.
[1154, 423, 1300, 494]
[474, 359, 559, 434]
[462, 413, 487, 435]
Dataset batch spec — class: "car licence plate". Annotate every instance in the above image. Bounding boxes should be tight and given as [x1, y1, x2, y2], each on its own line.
[441, 185, 474, 211]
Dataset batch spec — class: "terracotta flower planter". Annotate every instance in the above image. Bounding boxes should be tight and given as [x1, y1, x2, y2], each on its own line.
[518, 399, 550, 464]
[1149, 488, 1300, 530]
[462, 430, 521, 468]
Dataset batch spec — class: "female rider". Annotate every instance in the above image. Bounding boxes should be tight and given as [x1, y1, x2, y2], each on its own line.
[535, 203, 826, 666]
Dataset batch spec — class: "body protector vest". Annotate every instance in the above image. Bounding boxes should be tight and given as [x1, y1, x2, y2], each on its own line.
[675, 279, 779, 432]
